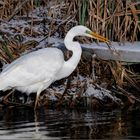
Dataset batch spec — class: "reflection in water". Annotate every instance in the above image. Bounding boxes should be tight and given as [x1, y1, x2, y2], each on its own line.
[0, 106, 140, 139]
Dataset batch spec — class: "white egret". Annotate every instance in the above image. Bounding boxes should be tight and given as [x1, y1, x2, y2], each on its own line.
[0, 25, 110, 109]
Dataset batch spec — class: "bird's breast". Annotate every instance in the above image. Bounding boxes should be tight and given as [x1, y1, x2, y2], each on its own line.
[16, 83, 42, 94]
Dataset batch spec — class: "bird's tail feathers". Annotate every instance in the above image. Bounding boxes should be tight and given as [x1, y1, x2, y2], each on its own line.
[0, 76, 8, 91]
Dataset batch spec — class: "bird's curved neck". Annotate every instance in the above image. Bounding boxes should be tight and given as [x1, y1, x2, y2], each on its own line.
[56, 31, 81, 80]
[56, 31, 82, 80]
[64, 31, 82, 68]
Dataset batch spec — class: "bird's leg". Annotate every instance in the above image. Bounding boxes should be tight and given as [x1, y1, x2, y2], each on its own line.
[3, 88, 15, 103]
[57, 78, 71, 107]
[34, 85, 43, 110]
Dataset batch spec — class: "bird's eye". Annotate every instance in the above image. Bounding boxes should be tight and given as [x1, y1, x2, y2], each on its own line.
[85, 30, 90, 34]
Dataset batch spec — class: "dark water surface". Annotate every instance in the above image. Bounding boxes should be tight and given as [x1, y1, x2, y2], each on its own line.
[0, 106, 140, 139]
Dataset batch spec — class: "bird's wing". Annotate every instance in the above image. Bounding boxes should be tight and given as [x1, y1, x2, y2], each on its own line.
[1, 48, 64, 87]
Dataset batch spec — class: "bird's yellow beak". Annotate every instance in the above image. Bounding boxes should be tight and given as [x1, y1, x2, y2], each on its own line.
[88, 31, 111, 45]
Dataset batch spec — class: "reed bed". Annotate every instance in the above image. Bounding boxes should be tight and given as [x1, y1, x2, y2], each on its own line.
[0, 0, 140, 41]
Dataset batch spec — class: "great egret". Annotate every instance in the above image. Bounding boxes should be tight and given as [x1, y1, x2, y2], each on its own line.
[0, 25, 110, 109]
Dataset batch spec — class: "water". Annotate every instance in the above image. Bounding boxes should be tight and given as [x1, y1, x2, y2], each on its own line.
[0, 106, 140, 139]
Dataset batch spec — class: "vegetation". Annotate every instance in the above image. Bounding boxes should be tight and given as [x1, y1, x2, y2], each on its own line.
[0, 0, 140, 41]
[0, 0, 140, 109]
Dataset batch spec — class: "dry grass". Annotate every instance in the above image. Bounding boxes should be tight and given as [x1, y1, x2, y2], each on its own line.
[0, 0, 33, 20]
[94, 59, 140, 91]
[65, 0, 140, 42]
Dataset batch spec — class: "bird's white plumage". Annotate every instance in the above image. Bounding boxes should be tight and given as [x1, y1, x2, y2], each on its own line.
[0, 48, 64, 94]
[0, 25, 107, 108]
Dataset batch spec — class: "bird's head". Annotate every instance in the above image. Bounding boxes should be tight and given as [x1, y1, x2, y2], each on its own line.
[69, 25, 111, 45]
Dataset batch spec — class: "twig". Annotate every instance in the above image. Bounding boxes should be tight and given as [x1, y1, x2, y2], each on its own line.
[117, 86, 140, 103]
[38, 16, 72, 44]
[6, 0, 29, 21]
